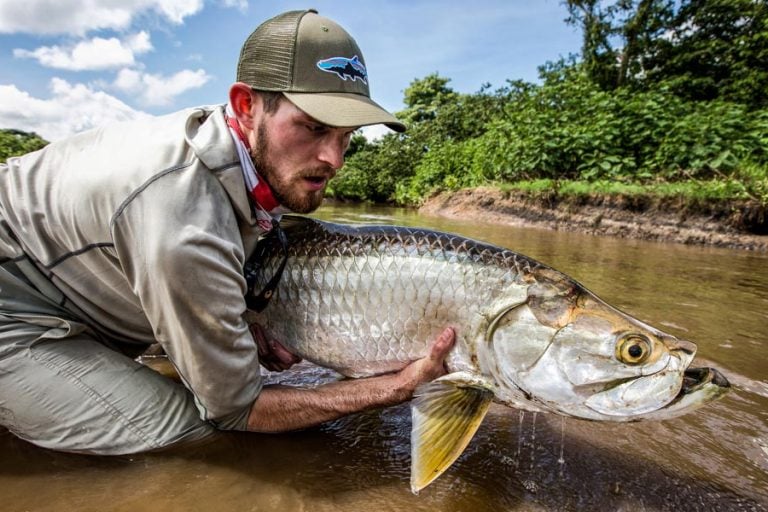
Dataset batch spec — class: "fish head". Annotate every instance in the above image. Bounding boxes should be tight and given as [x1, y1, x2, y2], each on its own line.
[481, 268, 729, 421]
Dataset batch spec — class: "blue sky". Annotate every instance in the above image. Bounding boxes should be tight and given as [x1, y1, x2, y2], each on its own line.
[0, 0, 581, 141]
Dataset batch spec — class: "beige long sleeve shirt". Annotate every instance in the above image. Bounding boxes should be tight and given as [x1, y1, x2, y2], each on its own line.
[0, 105, 268, 429]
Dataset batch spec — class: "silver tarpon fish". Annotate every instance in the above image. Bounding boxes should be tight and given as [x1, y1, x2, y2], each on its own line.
[245, 215, 730, 492]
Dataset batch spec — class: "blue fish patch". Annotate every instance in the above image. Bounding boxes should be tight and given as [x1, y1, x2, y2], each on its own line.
[316, 55, 368, 84]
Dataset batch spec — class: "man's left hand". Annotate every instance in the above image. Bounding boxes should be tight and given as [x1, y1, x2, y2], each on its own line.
[250, 323, 302, 372]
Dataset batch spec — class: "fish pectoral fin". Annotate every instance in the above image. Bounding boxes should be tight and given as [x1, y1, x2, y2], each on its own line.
[410, 374, 494, 494]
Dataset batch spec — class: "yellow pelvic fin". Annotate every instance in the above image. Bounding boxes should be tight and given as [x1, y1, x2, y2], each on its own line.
[410, 374, 493, 493]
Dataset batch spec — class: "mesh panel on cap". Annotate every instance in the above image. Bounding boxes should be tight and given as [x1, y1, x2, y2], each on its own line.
[237, 10, 307, 90]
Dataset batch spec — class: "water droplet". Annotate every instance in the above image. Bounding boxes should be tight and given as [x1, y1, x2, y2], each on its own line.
[558, 416, 567, 478]
[529, 411, 538, 472]
[514, 410, 525, 468]
[522, 478, 539, 493]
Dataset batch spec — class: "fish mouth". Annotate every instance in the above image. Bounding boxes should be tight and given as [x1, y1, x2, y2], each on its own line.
[634, 366, 730, 421]
[680, 367, 730, 395]
[584, 365, 731, 421]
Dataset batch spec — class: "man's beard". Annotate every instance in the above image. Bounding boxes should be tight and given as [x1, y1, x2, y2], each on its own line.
[250, 121, 331, 214]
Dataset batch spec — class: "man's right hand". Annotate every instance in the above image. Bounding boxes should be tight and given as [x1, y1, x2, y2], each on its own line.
[394, 327, 455, 397]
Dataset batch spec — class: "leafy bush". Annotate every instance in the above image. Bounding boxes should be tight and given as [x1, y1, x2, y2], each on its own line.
[653, 101, 753, 177]
[334, 65, 768, 206]
[0, 129, 48, 162]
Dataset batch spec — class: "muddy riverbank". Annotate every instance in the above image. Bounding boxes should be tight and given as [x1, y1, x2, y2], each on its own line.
[419, 187, 768, 251]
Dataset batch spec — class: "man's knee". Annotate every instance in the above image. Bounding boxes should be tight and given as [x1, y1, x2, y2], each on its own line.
[0, 334, 214, 454]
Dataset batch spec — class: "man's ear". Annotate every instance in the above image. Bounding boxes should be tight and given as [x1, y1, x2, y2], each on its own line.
[229, 82, 259, 130]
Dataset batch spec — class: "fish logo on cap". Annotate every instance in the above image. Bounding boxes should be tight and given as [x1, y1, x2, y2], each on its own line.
[316, 55, 368, 84]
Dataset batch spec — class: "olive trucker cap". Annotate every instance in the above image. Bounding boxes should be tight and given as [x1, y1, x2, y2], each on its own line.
[237, 9, 406, 132]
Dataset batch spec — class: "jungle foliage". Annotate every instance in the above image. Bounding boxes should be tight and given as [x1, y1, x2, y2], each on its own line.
[0, 129, 48, 162]
[328, 0, 768, 206]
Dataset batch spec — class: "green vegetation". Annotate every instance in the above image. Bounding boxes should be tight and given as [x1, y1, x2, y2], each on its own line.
[0, 129, 48, 162]
[328, 0, 768, 207]
[499, 175, 768, 204]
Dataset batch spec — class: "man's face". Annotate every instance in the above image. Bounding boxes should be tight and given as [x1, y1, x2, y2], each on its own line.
[250, 97, 356, 213]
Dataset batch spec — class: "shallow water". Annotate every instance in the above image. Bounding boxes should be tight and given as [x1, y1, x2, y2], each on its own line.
[2, 203, 767, 511]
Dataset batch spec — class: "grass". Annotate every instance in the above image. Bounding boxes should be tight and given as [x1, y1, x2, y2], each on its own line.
[496, 172, 768, 206]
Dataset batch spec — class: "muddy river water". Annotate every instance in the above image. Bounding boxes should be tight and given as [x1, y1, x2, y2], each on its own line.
[2, 203, 767, 511]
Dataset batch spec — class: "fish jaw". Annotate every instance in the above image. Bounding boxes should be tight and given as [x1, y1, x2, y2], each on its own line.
[628, 367, 731, 421]
[584, 353, 687, 416]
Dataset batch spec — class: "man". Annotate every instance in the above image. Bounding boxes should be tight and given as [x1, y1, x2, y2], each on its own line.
[0, 9, 454, 454]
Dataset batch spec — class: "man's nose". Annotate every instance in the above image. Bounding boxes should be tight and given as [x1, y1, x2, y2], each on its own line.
[317, 138, 346, 170]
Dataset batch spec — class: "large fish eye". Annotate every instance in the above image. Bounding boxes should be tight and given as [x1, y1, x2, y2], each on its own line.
[616, 334, 652, 365]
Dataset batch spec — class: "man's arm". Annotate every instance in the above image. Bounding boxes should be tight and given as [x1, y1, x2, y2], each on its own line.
[246, 327, 455, 432]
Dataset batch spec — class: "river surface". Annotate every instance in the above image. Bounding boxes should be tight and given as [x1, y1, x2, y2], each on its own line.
[1, 203, 767, 511]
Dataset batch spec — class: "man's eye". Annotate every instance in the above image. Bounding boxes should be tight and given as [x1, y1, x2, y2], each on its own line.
[307, 124, 326, 133]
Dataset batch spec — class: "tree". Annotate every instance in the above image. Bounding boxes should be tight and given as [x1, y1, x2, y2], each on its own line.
[615, 0, 674, 87]
[564, 0, 674, 89]
[564, 0, 618, 89]
[0, 129, 48, 162]
[565, 0, 768, 108]
[345, 132, 369, 159]
[399, 73, 459, 126]
[646, 0, 768, 108]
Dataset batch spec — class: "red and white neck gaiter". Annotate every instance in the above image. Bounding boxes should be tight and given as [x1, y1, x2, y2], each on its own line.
[225, 104, 288, 232]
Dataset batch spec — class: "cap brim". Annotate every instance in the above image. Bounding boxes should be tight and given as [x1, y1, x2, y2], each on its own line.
[283, 92, 406, 133]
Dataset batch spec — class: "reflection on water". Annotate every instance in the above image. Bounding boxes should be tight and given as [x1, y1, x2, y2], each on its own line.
[1, 203, 766, 511]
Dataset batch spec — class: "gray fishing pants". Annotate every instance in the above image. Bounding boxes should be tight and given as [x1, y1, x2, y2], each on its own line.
[0, 260, 214, 454]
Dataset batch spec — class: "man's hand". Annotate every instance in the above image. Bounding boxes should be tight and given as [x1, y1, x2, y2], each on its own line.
[250, 323, 302, 372]
[395, 327, 455, 398]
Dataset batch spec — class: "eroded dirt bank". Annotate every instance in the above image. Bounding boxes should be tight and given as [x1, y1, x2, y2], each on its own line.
[419, 187, 768, 251]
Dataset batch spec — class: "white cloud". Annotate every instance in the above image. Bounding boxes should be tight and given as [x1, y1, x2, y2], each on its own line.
[0, 0, 204, 36]
[113, 68, 211, 106]
[155, 0, 204, 24]
[126, 31, 153, 53]
[0, 78, 152, 141]
[13, 32, 153, 71]
[219, 0, 248, 12]
[113, 69, 143, 90]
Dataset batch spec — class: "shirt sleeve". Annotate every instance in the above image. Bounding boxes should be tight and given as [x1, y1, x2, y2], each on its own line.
[110, 163, 260, 430]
